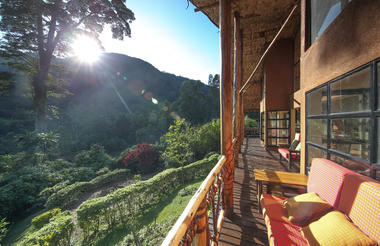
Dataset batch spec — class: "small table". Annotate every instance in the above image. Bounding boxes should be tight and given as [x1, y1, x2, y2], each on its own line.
[254, 169, 308, 211]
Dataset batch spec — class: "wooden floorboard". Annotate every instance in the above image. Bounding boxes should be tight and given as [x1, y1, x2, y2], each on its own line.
[218, 137, 300, 246]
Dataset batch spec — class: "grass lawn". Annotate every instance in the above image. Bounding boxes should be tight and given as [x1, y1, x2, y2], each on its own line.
[95, 178, 204, 246]
[2, 209, 46, 246]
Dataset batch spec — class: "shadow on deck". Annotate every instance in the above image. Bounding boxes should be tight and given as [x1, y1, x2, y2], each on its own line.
[218, 137, 300, 246]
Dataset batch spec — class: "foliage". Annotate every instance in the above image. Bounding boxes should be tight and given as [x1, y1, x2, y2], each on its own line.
[245, 115, 258, 128]
[74, 144, 113, 170]
[0, 0, 135, 131]
[161, 119, 220, 167]
[161, 119, 195, 167]
[190, 119, 221, 160]
[118, 219, 175, 246]
[46, 169, 130, 209]
[0, 218, 9, 243]
[39, 181, 70, 201]
[20, 211, 74, 246]
[173, 80, 219, 124]
[123, 143, 157, 174]
[31, 208, 61, 229]
[208, 74, 220, 88]
[76, 154, 219, 243]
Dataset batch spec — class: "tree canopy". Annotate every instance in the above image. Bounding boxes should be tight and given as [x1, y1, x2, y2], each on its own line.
[0, 0, 135, 131]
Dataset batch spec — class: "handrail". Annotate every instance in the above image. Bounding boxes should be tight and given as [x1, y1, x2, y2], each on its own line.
[161, 155, 227, 246]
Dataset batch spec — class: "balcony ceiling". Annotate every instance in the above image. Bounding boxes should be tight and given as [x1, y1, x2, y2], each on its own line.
[190, 0, 300, 112]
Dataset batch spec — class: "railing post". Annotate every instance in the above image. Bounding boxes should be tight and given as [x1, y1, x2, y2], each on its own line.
[192, 198, 209, 246]
[220, 0, 234, 214]
[234, 12, 242, 154]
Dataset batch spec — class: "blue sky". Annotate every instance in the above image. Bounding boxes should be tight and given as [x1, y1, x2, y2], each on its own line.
[100, 0, 220, 83]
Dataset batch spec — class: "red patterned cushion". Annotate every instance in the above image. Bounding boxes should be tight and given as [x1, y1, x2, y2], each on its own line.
[260, 194, 289, 223]
[307, 158, 357, 209]
[338, 174, 380, 244]
[265, 218, 308, 246]
[278, 148, 300, 160]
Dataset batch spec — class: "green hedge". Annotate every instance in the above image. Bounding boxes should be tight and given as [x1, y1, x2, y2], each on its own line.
[77, 154, 220, 242]
[20, 211, 74, 246]
[32, 208, 61, 229]
[46, 169, 130, 209]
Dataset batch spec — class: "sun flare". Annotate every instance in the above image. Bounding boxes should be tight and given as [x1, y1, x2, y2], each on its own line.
[72, 36, 102, 63]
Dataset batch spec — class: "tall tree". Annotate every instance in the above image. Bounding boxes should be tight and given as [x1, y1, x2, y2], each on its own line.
[0, 0, 135, 132]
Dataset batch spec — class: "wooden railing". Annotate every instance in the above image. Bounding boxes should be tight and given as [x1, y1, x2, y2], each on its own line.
[161, 155, 228, 246]
[245, 127, 259, 137]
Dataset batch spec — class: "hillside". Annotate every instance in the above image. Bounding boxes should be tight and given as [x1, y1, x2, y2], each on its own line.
[0, 53, 218, 155]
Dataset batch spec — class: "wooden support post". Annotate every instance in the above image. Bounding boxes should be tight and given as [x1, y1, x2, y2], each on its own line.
[192, 198, 209, 246]
[220, 0, 234, 214]
[234, 12, 242, 154]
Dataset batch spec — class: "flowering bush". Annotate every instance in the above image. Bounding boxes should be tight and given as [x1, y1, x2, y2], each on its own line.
[123, 143, 157, 174]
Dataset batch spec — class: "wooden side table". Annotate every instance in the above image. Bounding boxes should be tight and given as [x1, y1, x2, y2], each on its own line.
[253, 169, 308, 211]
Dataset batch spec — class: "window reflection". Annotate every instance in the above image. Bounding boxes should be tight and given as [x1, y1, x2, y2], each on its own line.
[307, 86, 327, 115]
[331, 118, 369, 160]
[307, 119, 327, 146]
[330, 67, 371, 113]
[310, 0, 351, 44]
[307, 145, 327, 167]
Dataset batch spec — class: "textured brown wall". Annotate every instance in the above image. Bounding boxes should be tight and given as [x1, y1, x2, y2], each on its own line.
[265, 39, 293, 110]
[299, 0, 380, 174]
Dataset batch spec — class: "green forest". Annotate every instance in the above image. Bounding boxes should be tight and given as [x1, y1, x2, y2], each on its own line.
[0, 1, 258, 245]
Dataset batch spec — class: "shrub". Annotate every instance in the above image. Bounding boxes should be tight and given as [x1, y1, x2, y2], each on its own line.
[77, 154, 220, 242]
[39, 180, 71, 200]
[32, 208, 61, 229]
[119, 219, 175, 246]
[244, 115, 258, 128]
[161, 119, 195, 167]
[191, 119, 220, 160]
[123, 143, 157, 174]
[20, 211, 74, 246]
[46, 169, 130, 209]
[74, 144, 113, 170]
[0, 218, 9, 243]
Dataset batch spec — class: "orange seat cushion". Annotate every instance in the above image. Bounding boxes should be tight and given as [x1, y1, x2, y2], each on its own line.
[284, 192, 333, 226]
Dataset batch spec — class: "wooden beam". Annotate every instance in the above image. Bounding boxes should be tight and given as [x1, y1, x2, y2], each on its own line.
[239, 4, 298, 94]
[234, 11, 243, 153]
[220, 0, 234, 213]
[194, 2, 219, 12]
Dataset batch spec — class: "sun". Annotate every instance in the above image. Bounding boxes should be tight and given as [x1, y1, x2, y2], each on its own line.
[72, 36, 102, 63]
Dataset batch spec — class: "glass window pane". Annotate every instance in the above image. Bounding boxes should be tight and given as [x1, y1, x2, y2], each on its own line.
[268, 138, 277, 146]
[331, 67, 371, 113]
[329, 153, 370, 177]
[268, 120, 277, 128]
[268, 112, 277, 119]
[307, 86, 327, 115]
[331, 118, 370, 160]
[278, 130, 289, 138]
[278, 111, 289, 119]
[307, 144, 327, 168]
[278, 120, 289, 128]
[307, 119, 327, 146]
[310, 0, 351, 44]
[377, 118, 380, 162]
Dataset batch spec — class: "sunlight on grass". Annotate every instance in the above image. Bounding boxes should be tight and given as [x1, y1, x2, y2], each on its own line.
[95, 179, 203, 246]
[2, 209, 46, 246]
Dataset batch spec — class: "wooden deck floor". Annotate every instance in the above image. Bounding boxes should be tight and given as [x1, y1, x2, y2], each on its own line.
[218, 137, 300, 246]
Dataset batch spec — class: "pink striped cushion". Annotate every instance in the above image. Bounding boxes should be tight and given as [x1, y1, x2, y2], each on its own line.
[338, 174, 380, 244]
[307, 158, 356, 209]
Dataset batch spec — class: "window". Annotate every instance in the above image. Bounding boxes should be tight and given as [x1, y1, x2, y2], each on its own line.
[267, 111, 290, 146]
[310, 0, 351, 45]
[295, 108, 300, 133]
[306, 61, 380, 180]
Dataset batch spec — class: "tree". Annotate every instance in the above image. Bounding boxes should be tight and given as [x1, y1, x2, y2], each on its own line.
[0, 0, 135, 132]
[208, 74, 220, 88]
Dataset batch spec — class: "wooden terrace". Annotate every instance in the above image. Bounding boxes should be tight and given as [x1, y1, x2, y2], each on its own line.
[217, 137, 300, 246]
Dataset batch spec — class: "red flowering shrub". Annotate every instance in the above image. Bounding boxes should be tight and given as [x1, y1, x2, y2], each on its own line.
[123, 143, 157, 174]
